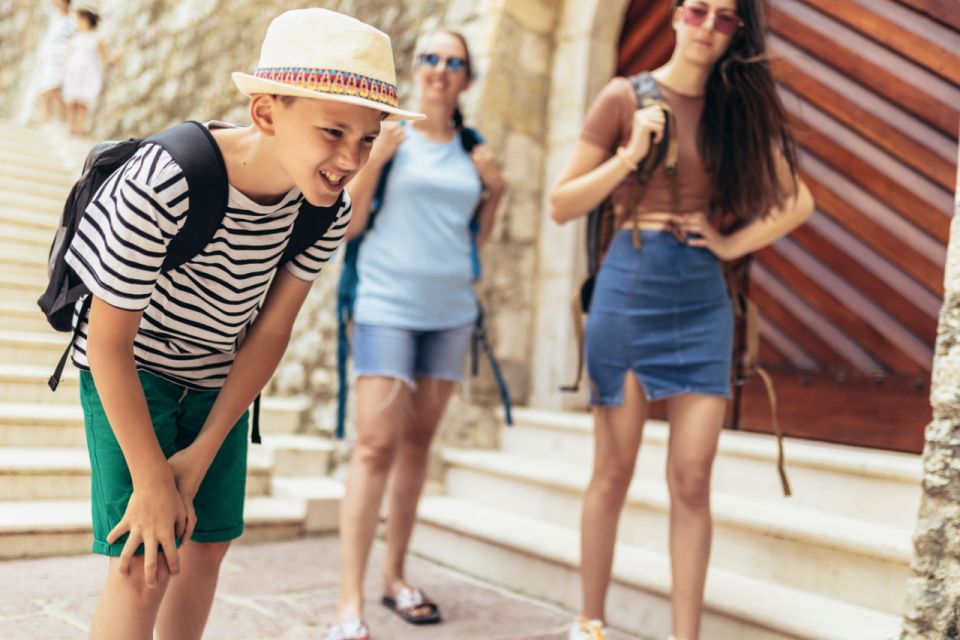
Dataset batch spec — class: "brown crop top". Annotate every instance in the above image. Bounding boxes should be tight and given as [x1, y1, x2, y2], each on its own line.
[580, 76, 713, 215]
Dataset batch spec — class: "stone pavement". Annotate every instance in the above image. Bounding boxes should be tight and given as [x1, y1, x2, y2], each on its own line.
[0, 536, 638, 639]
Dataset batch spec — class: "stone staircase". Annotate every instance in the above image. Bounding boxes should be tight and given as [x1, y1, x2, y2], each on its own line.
[0, 120, 343, 559]
[412, 408, 916, 639]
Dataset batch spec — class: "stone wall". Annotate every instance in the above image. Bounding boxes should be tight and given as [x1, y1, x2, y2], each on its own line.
[530, 0, 631, 409]
[901, 146, 960, 638]
[2, 0, 568, 451]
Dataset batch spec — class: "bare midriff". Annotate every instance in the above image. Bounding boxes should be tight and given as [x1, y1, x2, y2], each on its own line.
[618, 211, 675, 231]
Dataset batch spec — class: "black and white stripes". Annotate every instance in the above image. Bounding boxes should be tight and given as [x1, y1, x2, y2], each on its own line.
[65, 143, 351, 389]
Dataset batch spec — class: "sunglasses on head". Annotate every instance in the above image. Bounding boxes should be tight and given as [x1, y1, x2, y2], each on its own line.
[681, 3, 744, 37]
[417, 53, 468, 73]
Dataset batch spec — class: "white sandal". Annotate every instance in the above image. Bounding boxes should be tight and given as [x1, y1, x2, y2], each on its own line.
[568, 615, 606, 640]
[325, 618, 370, 640]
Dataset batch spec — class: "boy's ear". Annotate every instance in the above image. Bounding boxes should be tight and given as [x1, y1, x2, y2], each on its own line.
[249, 94, 279, 137]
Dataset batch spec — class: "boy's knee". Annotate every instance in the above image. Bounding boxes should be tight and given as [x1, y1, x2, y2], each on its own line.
[190, 541, 231, 569]
[108, 556, 172, 603]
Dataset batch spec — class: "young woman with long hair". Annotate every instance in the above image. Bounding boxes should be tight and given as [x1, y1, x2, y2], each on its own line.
[550, 1, 813, 638]
[328, 30, 505, 640]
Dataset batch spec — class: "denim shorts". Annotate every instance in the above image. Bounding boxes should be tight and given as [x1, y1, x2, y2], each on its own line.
[353, 322, 474, 388]
[585, 230, 734, 405]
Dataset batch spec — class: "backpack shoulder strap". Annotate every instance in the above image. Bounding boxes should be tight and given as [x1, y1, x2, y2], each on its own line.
[147, 121, 229, 272]
[280, 191, 348, 266]
[459, 126, 483, 153]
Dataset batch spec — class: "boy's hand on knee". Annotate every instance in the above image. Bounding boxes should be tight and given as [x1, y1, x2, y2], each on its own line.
[106, 471, 186, 585]
[167, 445, 209, 542]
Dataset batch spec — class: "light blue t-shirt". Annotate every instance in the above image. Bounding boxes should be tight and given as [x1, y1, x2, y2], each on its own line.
[354, 127, 483, 330]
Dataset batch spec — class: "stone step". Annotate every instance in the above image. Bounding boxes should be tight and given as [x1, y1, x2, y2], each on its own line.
[503, 408, 922, 528]
[412, 497, 900, 640]
[0, 162, 75, 188]
[0, 496, 307, 559]
[259, 434, 336, 476]
[0, 446, 273, 501]
[0, 206, 61, 231]
[0, 300, 51, 333]
[0, 273, 47, 303]
[0, 224, 54, 250]
[0, 122, 54, 146]
[0, 397, 309, 447]
[0, 364, 79, 404]
[0, 148, 70, 174]
[441, 449, 911, 615]
[271, 476, 343, 533]
[0, 246, 50, 279]
[0, 330, 64, 365]
[0, 191, 65, 217]
[0, 135, 67, 162]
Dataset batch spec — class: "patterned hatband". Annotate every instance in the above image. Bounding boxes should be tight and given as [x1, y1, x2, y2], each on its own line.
[253, 67, 399, 108]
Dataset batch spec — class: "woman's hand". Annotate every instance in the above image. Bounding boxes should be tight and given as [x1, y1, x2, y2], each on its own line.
[166, 445, 211, 544]
[471, 144, 505, 195]
[623, 105, 666, 166]
[671, 212, 735, 261]
[368, 123, 406, 168]
[106, 468, 186, 587]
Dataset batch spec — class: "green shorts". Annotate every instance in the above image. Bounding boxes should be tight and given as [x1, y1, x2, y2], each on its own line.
[79, 369, 249, 556]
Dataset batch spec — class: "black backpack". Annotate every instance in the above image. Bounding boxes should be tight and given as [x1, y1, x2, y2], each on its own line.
[37, 120, 345, 443]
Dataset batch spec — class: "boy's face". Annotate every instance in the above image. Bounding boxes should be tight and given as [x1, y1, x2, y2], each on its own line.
[272, 98, 384, 207]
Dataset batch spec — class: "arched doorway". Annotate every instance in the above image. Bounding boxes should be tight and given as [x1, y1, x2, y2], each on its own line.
[614, 0, 959, 453]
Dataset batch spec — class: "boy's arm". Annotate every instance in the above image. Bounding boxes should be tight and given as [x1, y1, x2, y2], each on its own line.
[85, 297, 185, 585]
[167, 269, 313, 502]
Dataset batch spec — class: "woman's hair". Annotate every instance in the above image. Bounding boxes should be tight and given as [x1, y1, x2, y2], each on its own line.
[675, 0, 798, 222]
[77, 8, 99, 29]
[416, 30, 474, 129]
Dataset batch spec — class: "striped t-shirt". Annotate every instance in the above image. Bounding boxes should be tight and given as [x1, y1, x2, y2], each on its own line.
[65, 141, 351, 389]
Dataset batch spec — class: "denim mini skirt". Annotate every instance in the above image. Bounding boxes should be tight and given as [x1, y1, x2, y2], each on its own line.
[585, 230, 734, 405]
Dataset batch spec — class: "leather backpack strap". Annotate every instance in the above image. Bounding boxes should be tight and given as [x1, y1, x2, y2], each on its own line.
[754, 365, 792, 497]
[560, 290, 587, 392]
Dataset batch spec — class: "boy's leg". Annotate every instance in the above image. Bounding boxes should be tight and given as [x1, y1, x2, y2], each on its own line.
[156, 387, 249, 639]
[155, 541, 231, 640]
[89, 556, 172, 640]
[80, 371, 182, 638]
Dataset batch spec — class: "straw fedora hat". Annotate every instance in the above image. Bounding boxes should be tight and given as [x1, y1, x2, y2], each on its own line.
[232, 9, 424, 121]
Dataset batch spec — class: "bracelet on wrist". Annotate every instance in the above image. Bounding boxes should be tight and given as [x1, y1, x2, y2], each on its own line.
[615, 147, 638, 172]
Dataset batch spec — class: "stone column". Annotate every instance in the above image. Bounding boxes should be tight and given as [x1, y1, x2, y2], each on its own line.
[901, 141, 960, 638]
[529, 0, 631, 409]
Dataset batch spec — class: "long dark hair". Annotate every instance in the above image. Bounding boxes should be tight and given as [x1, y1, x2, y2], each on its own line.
[675, 0, 798, 222]
[417, 30, 475, 130]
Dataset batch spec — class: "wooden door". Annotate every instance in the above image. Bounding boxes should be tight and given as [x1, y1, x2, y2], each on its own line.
[617, 0, 959, 453]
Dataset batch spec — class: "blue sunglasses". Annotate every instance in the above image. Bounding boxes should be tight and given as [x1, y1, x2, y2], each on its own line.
[417, 53, 467, 73]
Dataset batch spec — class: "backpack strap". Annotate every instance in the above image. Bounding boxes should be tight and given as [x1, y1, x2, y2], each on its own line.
[623, 72, 676, 250]
[279, 192, 346, 266]
[471, 301, 513, 427]
[147, 121, 229, 273]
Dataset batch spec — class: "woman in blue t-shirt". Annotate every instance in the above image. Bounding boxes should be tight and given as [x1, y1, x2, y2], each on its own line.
[328, 30, 505, 639]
